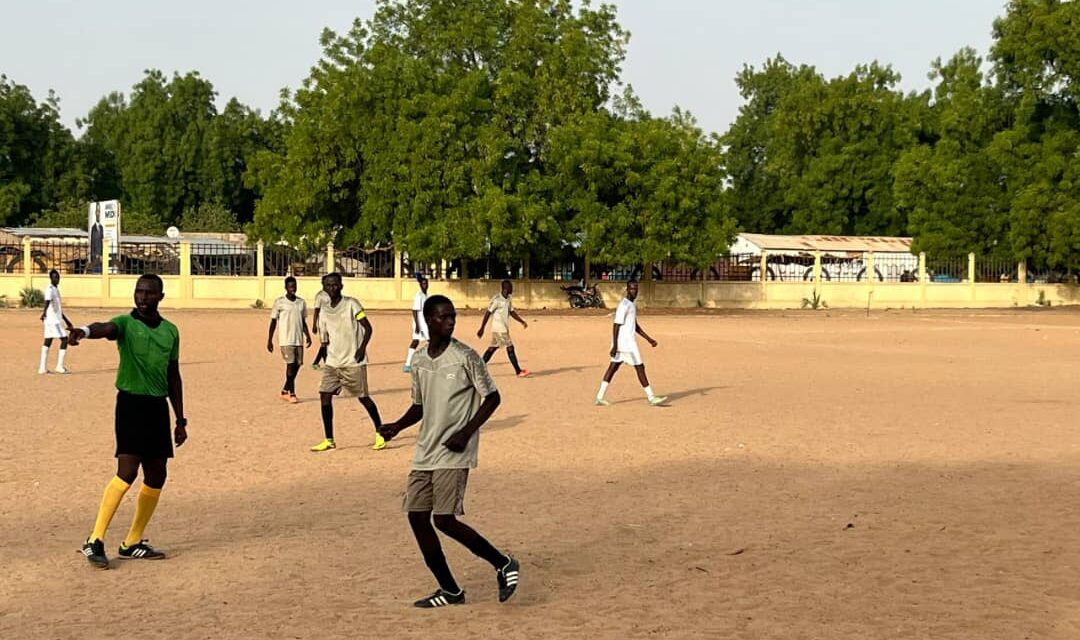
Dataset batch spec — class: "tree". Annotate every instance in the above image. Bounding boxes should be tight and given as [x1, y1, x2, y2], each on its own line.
[894, 49, 1012, 257]
[548, 97, 736, 267]
[0, 75, 82, 225]
[250, 0, 629, 263]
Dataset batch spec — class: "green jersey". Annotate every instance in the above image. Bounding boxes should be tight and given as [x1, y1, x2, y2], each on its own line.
[112, 312, 180, 397]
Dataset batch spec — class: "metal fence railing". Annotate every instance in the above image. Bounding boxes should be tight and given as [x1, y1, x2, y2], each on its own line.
[115, 242, 180, 275]
[336, 246, 394, 278]
[974, 256, 1015, 283]
[0, 239, 23, 274]
[191, 243, 258, 276]
[264, 245, 324, 277]
[926, 256, 968, 283]
[875, 254, 919, 282]
[29, 240, 90, 274]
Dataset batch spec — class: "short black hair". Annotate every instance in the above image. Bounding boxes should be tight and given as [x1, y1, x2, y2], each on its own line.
[138, 273, 164, 291]
[501, 279, 512, 286]
[627, 279, 639, 286]
[423, 294, 453, 320]
[324, 272, 342, 282]
[49, 269, 59, 277]
[284, 276, 297, 286]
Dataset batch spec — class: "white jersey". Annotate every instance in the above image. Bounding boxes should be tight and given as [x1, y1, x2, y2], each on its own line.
[271, 296, 307, 347]
[613, 297, 638, 352]
[44, 285, 63, 323]
[412, 290, 429, 338]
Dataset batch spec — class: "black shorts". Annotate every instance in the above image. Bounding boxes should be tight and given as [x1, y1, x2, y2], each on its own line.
[115, 391, 173, 459]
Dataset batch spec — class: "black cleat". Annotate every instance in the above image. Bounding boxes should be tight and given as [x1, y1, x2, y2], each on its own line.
[496, 556, 520, 602]
[118, 540, 166, 560]
[82, 538, 109, 569]
[414, 588, 465, 608]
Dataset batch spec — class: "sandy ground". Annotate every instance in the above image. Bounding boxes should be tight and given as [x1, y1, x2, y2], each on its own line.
[2, 303, 1080, 639]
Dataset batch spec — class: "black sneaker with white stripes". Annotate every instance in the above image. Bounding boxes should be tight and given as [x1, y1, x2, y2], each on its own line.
[496, 556, 520, 603]
[81, 538, 109, 569]
[118, 540, 166, 560]
[414, 588, 466, 608]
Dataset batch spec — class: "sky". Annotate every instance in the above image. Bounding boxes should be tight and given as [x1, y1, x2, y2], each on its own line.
[1, 0, 1007, 136]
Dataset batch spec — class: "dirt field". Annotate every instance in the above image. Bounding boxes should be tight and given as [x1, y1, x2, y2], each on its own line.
[2, 303, 1080, 639]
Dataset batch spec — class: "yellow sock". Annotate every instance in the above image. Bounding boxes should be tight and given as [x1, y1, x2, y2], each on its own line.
[123, 486, 162, 547]
[90, 477, 131, 542]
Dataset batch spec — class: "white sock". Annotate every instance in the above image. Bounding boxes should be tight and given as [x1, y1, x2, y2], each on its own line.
[644, 385, 655, 400]
[597, 381, 609, 400]
[57, 348, 67, 369]
[39, 346, 49, 371]
[405, 348, 416, 367]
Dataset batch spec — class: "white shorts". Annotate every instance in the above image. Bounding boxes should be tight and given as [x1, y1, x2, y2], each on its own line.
[611, 347, 643, 366]
[44, 322, 68, 340]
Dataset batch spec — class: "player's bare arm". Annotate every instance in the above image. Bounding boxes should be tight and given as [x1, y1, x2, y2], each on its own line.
[167, 360, 187, 447]
[357, 316, 373, 362]
[67, 322, 120, 346]
[444, 390, 501, 452]
[477, 310, 491, 338]
[302, 319, 312, 348]
[380, 403, 424, 440]
[267, 318, 278, 353]
[635, 322, 658, 347]
[510, 310, 528, 329]
[611, 322, 620, 357]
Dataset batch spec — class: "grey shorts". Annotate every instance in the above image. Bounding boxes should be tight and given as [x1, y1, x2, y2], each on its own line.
[490, 332, 513, 348]
[319, 364, 369, 398]
[403, 469, 470, 516]
[281, 346, 304, 365]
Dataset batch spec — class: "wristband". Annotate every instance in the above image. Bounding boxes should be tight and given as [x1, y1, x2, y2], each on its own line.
[80, 326, 92, 337]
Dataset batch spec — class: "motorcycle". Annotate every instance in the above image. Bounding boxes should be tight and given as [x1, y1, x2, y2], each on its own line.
[561, 284, 603, 308]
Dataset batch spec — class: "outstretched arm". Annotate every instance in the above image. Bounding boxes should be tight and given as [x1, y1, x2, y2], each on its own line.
[357, 317, 373, 362]
[68, 322, 119, 346]
[635, 322, 658, 347]
[379, 404, 424, 440]
[444, 391, 501, 452]
[167, 360, 187, 447]
[477, 310, 491, 337]
[267, 318, 277, 353]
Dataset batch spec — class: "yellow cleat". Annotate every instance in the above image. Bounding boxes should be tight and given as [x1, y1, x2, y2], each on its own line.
[372, 433, 387, 451]
[595, 398, 611, 407]
[310, 438, 336, 452]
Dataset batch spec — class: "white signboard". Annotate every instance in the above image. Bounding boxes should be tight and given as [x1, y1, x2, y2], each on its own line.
[88, 200, 121, 262]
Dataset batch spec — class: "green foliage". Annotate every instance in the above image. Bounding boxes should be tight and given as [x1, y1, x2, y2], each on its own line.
[250, 0, 631, 263]
[801, 290, 827, 310]
[20, 287, 44, 308]
[179, 201, 240, 232]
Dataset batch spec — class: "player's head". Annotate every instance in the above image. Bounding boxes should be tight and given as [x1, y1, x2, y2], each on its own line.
[501, 279, 513, 296]
[284, 276, 297, 296]
[49, 269, 60, 285]
[324, 272, 343, 300]
[626, 279, 639, 301]
[417, 273, 429, 293]
[423, 294, 455, 339]
[320, 273, 331, 292]
[134, 273, 165, 315]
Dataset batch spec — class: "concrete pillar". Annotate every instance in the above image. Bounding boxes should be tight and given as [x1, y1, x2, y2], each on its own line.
[918, 252, 927, 306]
[968, 252, 977, 301]
[179, 241, 192, 305]
[22, 237, 32, 288]
[101, 239, 111, 304]
[326, 242, 335, 275]
[813, 250, 823, 290]
[256, 241, 266, 302]
[394, 250, 403, 303]
[1018, 260, 1028, 305]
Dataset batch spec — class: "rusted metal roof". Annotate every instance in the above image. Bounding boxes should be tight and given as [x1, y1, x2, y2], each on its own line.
[739, 233, 913, 254]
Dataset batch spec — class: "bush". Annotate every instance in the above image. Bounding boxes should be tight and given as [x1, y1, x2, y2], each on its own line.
[20, 287, 44, 308]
